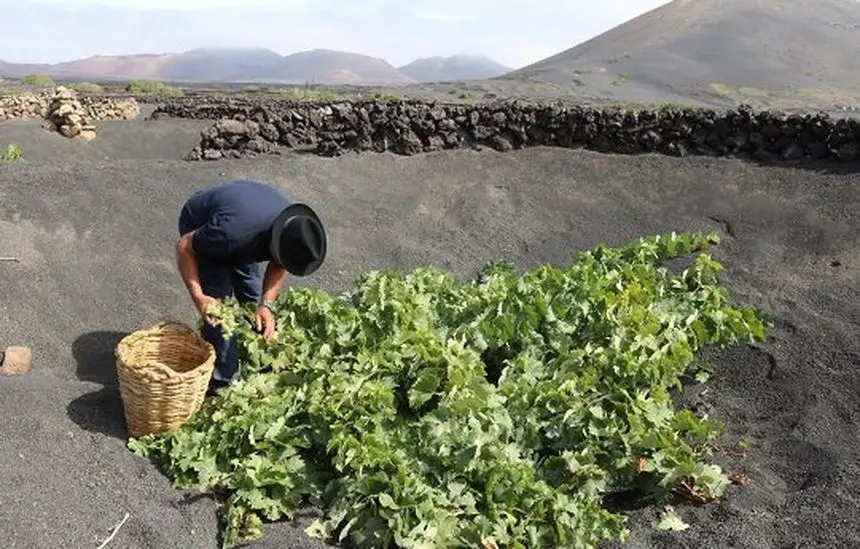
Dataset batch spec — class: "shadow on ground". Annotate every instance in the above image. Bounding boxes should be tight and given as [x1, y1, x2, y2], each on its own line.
[67, 330, 131, 440]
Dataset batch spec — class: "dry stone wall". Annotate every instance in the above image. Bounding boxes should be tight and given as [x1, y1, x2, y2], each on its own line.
[0, 93, 47, 120]
[80, 95, 141, 121]
[0, 87, 140, 140]
[148, 98, 860, 164]
[42, 87, 97, 141]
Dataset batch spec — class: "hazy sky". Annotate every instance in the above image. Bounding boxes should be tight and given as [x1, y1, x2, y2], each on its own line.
[1, 0, 671, 68]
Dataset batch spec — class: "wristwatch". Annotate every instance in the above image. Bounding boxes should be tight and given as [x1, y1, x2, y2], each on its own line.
[261, 299, 275, 311]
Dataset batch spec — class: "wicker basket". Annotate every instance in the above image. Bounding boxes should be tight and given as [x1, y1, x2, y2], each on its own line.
[115, 319, 216, 437]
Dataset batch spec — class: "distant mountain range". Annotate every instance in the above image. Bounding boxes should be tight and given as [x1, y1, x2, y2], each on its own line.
[0, 48, 513, 85]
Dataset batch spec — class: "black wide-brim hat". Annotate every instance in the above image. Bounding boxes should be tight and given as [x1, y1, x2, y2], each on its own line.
[270, 203, 327, 276]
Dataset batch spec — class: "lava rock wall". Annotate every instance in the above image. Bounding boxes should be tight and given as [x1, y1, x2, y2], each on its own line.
[152, 98, 860, 163]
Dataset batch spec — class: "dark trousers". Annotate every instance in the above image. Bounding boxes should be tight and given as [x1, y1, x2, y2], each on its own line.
[179, 213, 262, 384]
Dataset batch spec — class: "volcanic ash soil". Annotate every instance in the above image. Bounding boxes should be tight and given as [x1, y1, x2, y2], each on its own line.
[0, 118, 858, 548]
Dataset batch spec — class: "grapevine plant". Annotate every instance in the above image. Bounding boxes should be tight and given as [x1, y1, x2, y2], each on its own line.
[128, 232, 769, 549]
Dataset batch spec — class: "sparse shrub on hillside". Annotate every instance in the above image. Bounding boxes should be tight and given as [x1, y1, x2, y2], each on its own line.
[1, 143, 22, 162]
[369, 91, 404, 101]
[441, 88, 477, 102]
[0, 76, 24, 95]
[279, 86, 345, 102]
[68, 81, 104, 94]
[651, 101, 698, 112]
[606, 100, 699, 113]
[20, 73, 55, 88]
[737, 87, 770, 98]
[612, 74, 629, 86]
[124, 80, 184, 97]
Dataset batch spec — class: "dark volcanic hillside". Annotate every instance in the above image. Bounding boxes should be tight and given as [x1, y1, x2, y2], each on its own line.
[398, 55, 511, 82]
[506, 0, 860, 107]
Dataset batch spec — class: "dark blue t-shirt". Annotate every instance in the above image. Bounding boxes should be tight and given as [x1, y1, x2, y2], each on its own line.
[179, 180, 290, 264]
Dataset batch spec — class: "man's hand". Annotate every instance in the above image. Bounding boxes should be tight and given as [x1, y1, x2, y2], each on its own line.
[254, 305, 276, 341]
[194, 294, 221, 325]
[255, 262, 287, 342]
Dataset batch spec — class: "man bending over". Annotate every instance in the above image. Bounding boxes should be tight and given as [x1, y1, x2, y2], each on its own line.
[175, 179, 327, 393]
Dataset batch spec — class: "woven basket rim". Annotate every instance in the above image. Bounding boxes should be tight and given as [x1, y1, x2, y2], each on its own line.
[115, 318, 215, 379]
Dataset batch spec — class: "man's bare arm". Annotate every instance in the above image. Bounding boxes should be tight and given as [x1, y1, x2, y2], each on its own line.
[176, 231, 207, 309]
[260, 261, 289, 305]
